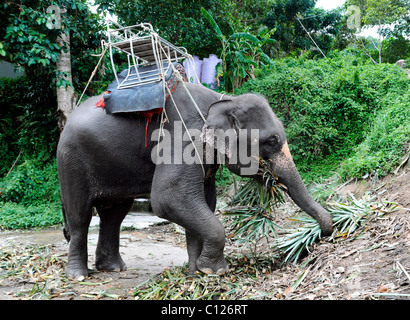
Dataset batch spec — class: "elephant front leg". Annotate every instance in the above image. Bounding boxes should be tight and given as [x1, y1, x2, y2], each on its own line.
[151, 166, 228, 276]
[186, 230, 202, 275]
[193, 219, 228, 276]
[185, 177, 219, 275]
[176, 212, 227, 275]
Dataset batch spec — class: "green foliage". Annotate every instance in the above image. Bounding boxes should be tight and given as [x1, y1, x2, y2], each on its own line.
[0, 0, 105, 230]
[388, 2, 410, 38]
[338, 91, 410, 180]
[0, 43, 5, 56]
[361, 0, 408, 28]
[264, 0, 343, 56]
[381, 36, 410, 63]
[0, 160, 60, 205]
[237, 50, 410, 181]
[0, 202, 62, 229]
[95, 0, 234, 58]
[0, 76, 62, 230]
[0, 159, 62, 229]
[346, 0, 410, 63]
[2, 2, 61, 68]
[1, 0, 107, 94]
[202, 8, 275, 92]
[229, 0, 273, 32]
[215, 165, 235, 189]
[0, 76, 59, 175]
[277, 195, 399, 264]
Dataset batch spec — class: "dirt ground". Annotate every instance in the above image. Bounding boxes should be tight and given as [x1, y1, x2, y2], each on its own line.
[275, 162, 409, 298]
[0, 163, 409, 300]
[0, 222, 188, 300]
[259, 163, 410, 300]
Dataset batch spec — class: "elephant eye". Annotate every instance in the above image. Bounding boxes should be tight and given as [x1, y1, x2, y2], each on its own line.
[262, 135, 281, 153]
[266, 135, 279, 146]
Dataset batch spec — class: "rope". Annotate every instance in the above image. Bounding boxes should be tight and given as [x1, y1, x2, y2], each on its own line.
[151, 31, 207, 176]
[152, 32, 207, 123]
[165, 85, 206, 176]
[75, 40, 108, 108]
[185, 54, 201, 84]
[82, 26, 213, 176]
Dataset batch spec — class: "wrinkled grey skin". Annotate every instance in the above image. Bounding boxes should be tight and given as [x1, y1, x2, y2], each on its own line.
[57, 83, 333, 278]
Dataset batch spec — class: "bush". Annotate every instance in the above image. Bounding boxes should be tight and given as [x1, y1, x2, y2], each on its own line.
[0, 159, 60, 206]
[0, 159, 62, 229]
[0, 75, 62, 229]
[0, 202, 62, 229]
[0, 76, 59, 176]
[338, 92, 410, 179]
[237, 50, 410, 181]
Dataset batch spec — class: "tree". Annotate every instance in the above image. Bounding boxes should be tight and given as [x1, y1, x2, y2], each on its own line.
[382, 35, 410, 63]
[346, 0, 409, 63]
[230, 0, 275, 31]
[56, 28, 75, 130]
[389, 0, 410, 37]
[1, 0, 104, 130]
[264, 0, 343, 56]
[94, 0, 235, 58]
[364, 0, 408, 63]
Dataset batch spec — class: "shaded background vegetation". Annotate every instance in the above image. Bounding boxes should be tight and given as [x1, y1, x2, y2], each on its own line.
[0, 0, 409, 229]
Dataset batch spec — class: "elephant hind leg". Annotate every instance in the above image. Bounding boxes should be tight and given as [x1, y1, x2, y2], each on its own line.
[94, 198, 134, 272]
[64, 197, 93, 279]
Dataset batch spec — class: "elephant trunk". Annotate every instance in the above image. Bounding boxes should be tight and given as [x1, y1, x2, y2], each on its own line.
[273, 143, 333, 236]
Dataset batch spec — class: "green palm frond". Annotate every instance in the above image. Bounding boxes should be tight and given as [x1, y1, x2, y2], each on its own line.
[223, 156, 399, 264]
[201, 7, 223, 39]
[276, 194, 399, 264]
[231, 32, 259, 44]
[223, 158, 287, 245]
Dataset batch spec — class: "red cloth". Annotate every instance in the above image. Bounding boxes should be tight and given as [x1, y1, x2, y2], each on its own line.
[96, 91, 110, 110]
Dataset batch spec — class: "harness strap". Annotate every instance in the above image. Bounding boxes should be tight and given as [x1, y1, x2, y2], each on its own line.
[165, 85, 205, 176]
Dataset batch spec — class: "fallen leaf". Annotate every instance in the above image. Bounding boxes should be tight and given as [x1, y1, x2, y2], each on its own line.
[284, 286, 294, 296]
[376, 285, 390, 293]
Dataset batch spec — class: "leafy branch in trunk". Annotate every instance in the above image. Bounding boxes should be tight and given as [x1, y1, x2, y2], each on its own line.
[222, 158, 287, 249]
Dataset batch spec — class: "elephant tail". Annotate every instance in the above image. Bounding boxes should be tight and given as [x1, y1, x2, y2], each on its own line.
[61, 200, 70, 242]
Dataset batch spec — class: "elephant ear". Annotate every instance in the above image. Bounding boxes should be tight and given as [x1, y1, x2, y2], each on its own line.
[201, 99, 239, 159]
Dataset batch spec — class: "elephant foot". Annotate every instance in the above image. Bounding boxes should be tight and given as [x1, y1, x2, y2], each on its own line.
[196, 255, 229, 276]
[95, 255, 127, 272]
[65, 264, 89, 279]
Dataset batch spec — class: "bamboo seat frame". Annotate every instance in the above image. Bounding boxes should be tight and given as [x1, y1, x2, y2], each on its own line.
[106, 20, 190, 90]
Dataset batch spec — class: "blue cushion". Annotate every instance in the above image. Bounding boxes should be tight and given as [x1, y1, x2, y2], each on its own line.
[103, 62, 177, 114]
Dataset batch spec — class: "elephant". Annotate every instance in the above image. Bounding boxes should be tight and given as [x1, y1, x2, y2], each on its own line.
[57, 82, 333, 278]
